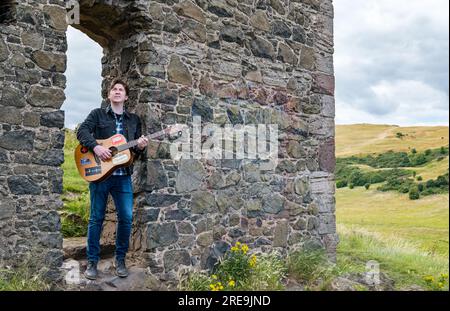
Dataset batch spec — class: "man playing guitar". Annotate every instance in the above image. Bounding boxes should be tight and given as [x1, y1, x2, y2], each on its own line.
[76, 79, 148, 280]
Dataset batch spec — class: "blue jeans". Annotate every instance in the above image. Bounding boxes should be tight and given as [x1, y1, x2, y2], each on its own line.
[87, 175, 133, 263]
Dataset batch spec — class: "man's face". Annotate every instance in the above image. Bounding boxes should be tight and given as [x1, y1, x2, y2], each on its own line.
[108, 83, 128, 104]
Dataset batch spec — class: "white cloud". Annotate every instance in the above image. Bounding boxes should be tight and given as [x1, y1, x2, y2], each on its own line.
[62, 1, 449, 127]
[334, 0, 449, 125]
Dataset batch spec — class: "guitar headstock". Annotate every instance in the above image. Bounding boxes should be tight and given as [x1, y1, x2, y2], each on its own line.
[164, 124, 185, 137]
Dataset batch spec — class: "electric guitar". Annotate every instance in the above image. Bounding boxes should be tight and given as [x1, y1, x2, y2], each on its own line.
[74, 125, 183, 182]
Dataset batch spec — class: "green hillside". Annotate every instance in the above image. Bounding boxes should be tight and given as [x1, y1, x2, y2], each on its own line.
[336, 124, 449, 290]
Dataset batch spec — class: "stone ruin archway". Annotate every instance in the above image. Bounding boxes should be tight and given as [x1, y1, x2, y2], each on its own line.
[0, 0, 337, 288]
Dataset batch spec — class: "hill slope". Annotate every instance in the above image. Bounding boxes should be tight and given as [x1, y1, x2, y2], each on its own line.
[335, 124, 449, 290]
[336, 124, 449, 157]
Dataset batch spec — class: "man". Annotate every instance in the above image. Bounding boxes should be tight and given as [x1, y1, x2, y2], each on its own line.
[77, 79, 148, 280]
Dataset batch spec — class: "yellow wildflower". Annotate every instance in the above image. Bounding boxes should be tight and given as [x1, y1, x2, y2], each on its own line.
[423, 275, 435, 283]
[236, 241, 241, 247]
[211, 274, 218, 280]
[438, 282, 444, 289]
[249, 255, 257, 267]
[441, 273, 449, 279]
[228, 280, 235, 287]
[241, 244, 249, 254]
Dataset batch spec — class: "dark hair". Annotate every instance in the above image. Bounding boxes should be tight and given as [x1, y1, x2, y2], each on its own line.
[109, 79, 129, 96]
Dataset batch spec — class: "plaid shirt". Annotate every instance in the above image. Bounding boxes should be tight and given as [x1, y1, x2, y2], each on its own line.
[112, 112, 128, 176]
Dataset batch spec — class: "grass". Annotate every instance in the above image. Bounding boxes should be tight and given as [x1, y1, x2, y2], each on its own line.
[337, 224, 449, 290]
[0, 252, 54, 291]
[335, 124, 449, 290]
[336, 185, 449, 257]
[336, 124, 449, 157]
[61, 129, 90, 238]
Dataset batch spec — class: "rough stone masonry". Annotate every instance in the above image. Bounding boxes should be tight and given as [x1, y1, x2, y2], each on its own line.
[0, 0, 337, 285]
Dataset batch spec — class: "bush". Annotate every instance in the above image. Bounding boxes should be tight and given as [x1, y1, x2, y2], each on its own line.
[409, 187, 420, 200]
[369, 173, 385, 184]
[417, 176, 423, 181]
[423, 274, 449, 291]
[349, 183, 354, 189]
[364, 183, 370, 190]
[206, 242, 286, 291]
[399, 184, 410, 193]
[418, 183, 424, 192]
[410, 153, 427, 166]
[336, 180, 348, 188]
[426, 180, 435, 188]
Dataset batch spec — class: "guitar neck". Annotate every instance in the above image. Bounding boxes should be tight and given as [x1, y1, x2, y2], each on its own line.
[116, 129, 169, 152]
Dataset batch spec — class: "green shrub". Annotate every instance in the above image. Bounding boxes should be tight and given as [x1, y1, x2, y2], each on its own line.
[409, 187, 420, 200]
[369, 173, 385, 184]
[349, 183, 354, 189]
[338, 146, 448, 169]
[410, 153, 427, 166]
[418, 183, 424, 192]
[417, 176, 423, 181]
[336, 180, 348, 188]
[364, 183, 370, 190]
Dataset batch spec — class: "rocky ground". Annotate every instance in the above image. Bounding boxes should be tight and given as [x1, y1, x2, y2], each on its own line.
[62, 238, 169, 291]
[61, 238, 422, 291]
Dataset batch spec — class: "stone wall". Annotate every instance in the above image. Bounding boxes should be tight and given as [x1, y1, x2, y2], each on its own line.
[0, 0, 337, 285]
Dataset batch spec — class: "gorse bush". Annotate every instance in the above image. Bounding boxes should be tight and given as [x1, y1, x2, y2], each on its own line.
[213, 242, 253, 290]
[423, 273, 449, 291]
[178, 242, 286, 291]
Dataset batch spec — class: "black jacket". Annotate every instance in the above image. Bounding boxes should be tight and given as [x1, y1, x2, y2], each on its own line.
[76, 104, 146, 175]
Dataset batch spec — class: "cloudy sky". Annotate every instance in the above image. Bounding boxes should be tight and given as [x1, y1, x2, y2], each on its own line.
[62, 0, 449, 129]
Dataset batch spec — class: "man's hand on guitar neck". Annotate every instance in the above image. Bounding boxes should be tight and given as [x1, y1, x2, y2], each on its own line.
[137, 135, 149, 150]
[93, 145, 112, 161]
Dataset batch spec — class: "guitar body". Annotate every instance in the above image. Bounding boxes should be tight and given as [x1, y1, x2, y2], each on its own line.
[74, 134, 134, 183]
